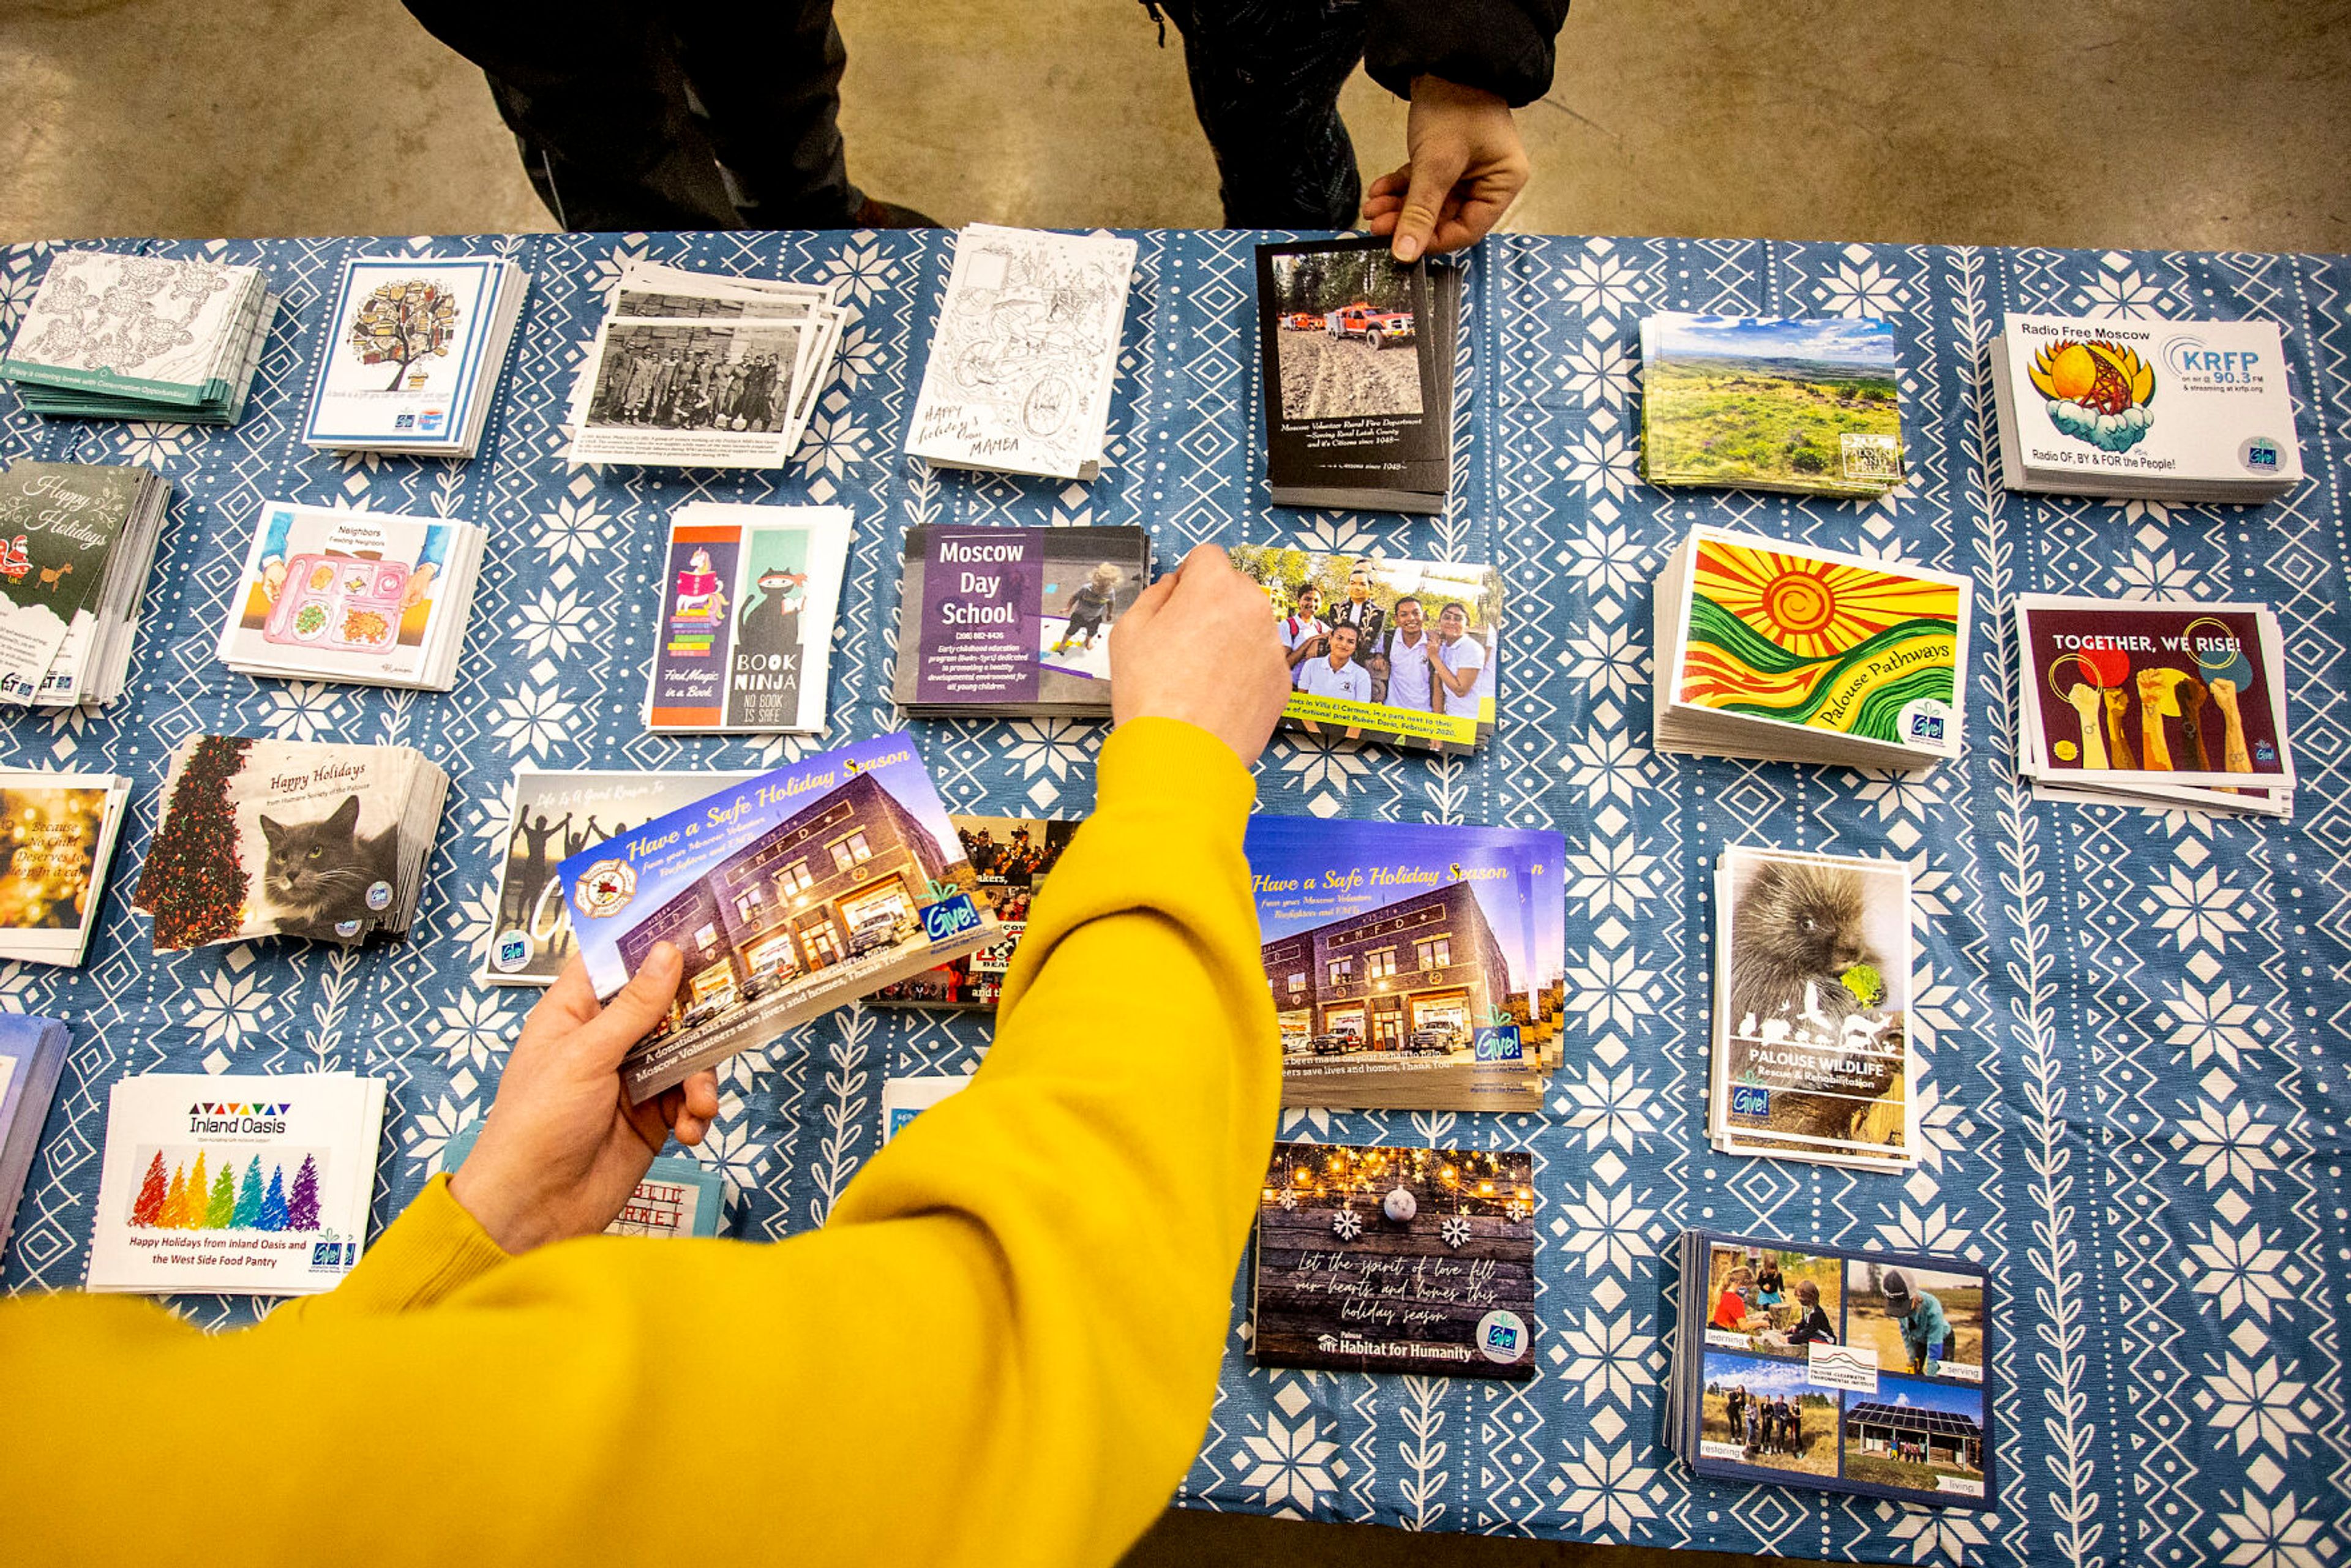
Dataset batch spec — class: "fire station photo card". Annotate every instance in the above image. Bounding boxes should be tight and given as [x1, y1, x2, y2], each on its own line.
[555, 732, 998, 1102]
[1250, 815, 1563, 1113]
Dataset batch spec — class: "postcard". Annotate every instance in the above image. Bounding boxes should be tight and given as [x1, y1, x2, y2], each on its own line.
[442, 1119, 722, 1237]
[1252, 1141, 1536, 1379]
[0, 462, 143, 702]
[84, 1071, 386, 1296]
[1679, 1229, 1995, 1509]
[569, 316, 814, 469]
[871, 811, 1560, 1112]
[0, 771, 130, 966]
[1659, 526, 1970, 764]
[1641, 313, 1906, 495]
[1712, 846, 1914, 1168]
[891, 526, 1148, 715]
[871, 815, 1075, 1008]
[1229, 545, 1501, 755]
[132, 737, 444, 951]
[906, 225, 1136, 481]
[217, 501, 478, 688]
[1255, 238, 1448, 512]
[482, 768, 762, 985]
[555, 732, 999, 1101]
[302, 257, 514, 448]
[882, 1075, 972, 1141]
[643, 503, 851, 733]
[2012, 595, 2293, 790]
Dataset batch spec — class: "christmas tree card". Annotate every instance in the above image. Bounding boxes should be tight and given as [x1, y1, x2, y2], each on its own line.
[85, 1071, 386, 1296]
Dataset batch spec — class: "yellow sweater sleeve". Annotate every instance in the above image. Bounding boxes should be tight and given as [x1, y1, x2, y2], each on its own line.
[0, 716, 1279, 1568]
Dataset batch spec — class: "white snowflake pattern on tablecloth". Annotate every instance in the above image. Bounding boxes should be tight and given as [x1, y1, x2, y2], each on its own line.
[5, 231, 2347, 1564]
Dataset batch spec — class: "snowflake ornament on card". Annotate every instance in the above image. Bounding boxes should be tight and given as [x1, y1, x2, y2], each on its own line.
[1330, 1209, 1363, 1242]
[1275, 1188, 1298, 1212]
[1440, 1214, 1472, 1250]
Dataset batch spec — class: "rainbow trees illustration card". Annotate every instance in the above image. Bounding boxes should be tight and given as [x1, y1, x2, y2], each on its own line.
[85, 1071, 386, 1296]
[2011, 595, 2293, 815]
[1654, 527, 1973, 771]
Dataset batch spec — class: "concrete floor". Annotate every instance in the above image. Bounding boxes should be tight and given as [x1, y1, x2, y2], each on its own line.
[1, 1, 2346, 251]
[4, 3, 2349, 1565]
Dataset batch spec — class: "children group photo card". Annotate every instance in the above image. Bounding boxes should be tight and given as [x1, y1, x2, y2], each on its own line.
[1229, 545, 1500, 756]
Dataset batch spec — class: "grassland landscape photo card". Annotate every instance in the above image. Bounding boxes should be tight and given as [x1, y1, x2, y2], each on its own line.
[1642, 314, 1905, 495]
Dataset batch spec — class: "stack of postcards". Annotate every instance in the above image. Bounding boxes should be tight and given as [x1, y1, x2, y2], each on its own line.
[301, 255, 530, 459]
[1254, 236, 1458, 513]
[134, 737, 448, 952]
[2009, 593, 2295, 817]
[1667, 1228, 1995, 1511]
[0, 460, 172, 710]
[1, 251, 276, 423]
[85, 1070, 388, 1296]
[908, 224, 1137, 482]
[476, 767, 760, 986]
[891, 525, 1150, 721]
[1639, 313, 1907, 498]
[1652, 525, 1972, 772]
[1990, 313, 2302, 501]
[564, 259, 847, 470]
[642, 502, 852, 733]
[1709, 845, 1916, 1171]
[0, 770, 132, 967]
[216, 500, 487, 692]
[0, 1015, 70, 1262]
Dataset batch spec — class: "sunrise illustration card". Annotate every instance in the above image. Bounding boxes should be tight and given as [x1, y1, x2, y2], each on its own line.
[1654, 526, 1971, 771]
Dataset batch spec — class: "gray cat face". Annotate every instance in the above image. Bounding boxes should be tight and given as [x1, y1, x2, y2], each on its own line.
[258, 795, 366, 912]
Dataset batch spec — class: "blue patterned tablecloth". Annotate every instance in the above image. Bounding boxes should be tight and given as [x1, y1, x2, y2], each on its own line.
[1, 228, 2345, 1566]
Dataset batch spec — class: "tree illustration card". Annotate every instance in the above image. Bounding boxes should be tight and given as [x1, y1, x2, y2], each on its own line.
[303, 257, 505, 446]
[2012, 595, 2293, 789]
[86, 1071, 385, 1296]
[1252, 1141, 1536, 1380]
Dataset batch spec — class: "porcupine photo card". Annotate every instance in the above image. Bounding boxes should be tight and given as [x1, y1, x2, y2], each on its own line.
[1709, 846, 1915, 1170]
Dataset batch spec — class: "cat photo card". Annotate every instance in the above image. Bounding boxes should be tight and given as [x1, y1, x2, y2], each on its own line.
[1710, 846, 1915, 1171]
[133, 736, 448, 953]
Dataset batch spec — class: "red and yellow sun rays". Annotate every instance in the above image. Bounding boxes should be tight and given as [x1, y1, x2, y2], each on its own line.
[1693, 539, 1960, 662]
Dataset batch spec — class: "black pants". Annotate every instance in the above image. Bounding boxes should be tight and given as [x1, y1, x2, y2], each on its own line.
[404, 0, 861, 231]
[1147, 0, 1371, 230]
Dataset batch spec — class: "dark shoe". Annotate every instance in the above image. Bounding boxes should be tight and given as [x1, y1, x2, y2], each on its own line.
[851, 196, 942, 229]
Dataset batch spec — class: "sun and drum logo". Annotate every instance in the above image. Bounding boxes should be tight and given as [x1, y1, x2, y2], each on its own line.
[2029, 337, 2156, 453]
